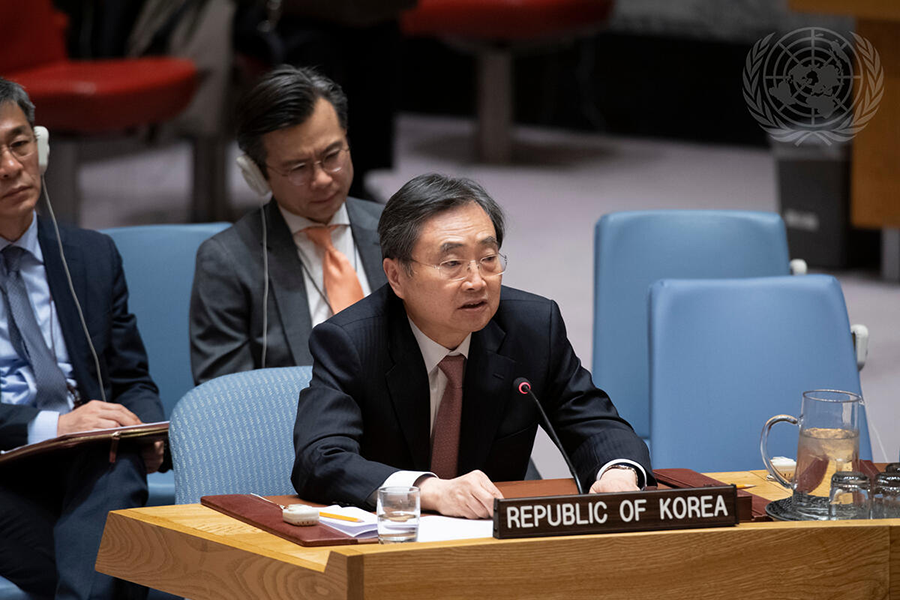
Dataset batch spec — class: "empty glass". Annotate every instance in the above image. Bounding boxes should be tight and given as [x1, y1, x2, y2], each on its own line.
[828, 471, 870, 520]
[872, 472, 900, 519]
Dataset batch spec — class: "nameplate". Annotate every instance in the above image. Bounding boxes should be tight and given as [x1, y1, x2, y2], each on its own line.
[492, 486, 739, 539]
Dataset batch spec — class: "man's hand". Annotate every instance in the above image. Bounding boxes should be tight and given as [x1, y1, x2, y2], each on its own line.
[419, 470, 504, 519]
[141, 440, 165, 474]
[590, 467, 640, 494]
[56, 400, 141, 436]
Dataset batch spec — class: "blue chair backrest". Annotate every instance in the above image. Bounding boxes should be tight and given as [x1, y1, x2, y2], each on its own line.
[102, 223, 230, 414]
[0, 579, 33, 600]
[593, 210, 791, 444]
[648, 275, 871, 472]
[170, 366, 312, 504]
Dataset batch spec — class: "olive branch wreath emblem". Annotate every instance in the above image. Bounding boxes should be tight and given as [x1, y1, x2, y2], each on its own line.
[742, 31, 884, 145]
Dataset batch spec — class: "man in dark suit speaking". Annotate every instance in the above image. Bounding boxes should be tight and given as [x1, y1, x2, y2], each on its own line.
[293, 174, 653, 518]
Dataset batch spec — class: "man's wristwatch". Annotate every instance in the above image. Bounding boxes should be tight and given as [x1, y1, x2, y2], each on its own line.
[601, 464, 639, 486]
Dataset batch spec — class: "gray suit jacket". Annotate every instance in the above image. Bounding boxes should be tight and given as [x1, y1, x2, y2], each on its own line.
[189, 198, 386, 384]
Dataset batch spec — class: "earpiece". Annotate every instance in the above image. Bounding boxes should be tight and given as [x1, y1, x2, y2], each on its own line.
[34, 126, 49, 175]
[236, 154, 271, 197]
[235, 152, 272, 366]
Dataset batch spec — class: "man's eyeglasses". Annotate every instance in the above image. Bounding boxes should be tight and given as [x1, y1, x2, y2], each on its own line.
[0, 136, 37, 161]
[412, 254, 508, 281]
[267, 146, 349, 187]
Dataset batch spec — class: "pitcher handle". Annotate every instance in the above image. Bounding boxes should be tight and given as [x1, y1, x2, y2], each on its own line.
[760, 414, 798, 490]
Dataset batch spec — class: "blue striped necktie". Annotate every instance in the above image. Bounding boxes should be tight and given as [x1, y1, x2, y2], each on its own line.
[1, 246, 70, 413]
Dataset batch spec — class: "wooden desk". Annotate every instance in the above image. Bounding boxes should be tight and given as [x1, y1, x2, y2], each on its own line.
[97, 474, 900, 599]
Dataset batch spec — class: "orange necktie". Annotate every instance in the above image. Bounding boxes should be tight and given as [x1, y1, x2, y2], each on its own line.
[303, 226, 364, 314]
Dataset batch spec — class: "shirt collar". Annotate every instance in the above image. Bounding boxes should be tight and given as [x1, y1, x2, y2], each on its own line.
[408, 317, 471, 374]
[278, 202, 350, 236]
[0, 212, 43, 263]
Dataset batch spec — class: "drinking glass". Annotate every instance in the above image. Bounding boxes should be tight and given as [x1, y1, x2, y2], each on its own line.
[377, 486, 420, 543]
[872, 472, 900, 519]
[828, 471, 870, 520]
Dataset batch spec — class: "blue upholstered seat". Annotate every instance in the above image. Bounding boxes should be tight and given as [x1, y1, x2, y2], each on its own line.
[647, 275, 871, 472]
[592, 210, 794, 448]
[102, 223, 230, 506]
[0, 579, 33, 600]
[170, 366, 313, 505]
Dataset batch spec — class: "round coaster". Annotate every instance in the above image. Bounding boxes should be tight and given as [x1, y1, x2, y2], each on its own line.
[765, 496, 830, 521]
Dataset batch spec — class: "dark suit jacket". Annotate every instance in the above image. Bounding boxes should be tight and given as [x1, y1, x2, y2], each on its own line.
[190, 198, 386, 384]
[292, 284, 653, 507]
[0, 218, 163, 451]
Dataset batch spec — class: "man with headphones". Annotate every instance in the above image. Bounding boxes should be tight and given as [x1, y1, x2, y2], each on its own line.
[0, 78, 164, 598]
[190, 65, 386, 383]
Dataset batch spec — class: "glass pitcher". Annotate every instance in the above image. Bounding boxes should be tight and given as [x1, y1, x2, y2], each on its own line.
[761, 389, 863, 520]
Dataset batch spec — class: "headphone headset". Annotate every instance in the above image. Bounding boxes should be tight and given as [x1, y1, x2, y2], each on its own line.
[31, 125, 108, 402]
[35, 125, 49, 175]
[236, 154, 271, 197]
[236, 153, 271, 367]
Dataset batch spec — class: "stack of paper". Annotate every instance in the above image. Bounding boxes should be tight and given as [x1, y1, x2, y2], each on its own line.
[318, 505, 378, 539]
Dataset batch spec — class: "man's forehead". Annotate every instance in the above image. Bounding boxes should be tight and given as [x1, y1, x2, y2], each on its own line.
[0, 102, 30, 137]
[416, 206, 497, 251]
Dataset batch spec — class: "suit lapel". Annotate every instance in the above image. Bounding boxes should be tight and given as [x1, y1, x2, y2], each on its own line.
[346, 199, 387, 289]
[383, 292, 431, 471]
[264, 201, 314, 365]
[457, 320, 516, 475]
[37, 219, 95, 398]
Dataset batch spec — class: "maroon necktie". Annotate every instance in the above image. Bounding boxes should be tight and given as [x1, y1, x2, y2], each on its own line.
[430, 354, 466, 479]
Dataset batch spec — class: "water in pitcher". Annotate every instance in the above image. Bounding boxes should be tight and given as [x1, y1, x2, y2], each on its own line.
[794, 427, 860, 518]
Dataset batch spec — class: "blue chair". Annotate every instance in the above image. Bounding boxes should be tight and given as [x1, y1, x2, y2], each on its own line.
[592, 210, 798, 449]
[102, 223, 230, 506]
[647, 275, 871, 472]
[170, 367, 313, 505]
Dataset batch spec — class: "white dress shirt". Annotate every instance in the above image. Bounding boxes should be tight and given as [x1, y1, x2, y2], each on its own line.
[278, 203, 372, 327]
[0, 213, 77, 444]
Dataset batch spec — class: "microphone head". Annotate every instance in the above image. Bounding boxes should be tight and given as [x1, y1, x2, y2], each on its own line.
[513, 377, 531, 394]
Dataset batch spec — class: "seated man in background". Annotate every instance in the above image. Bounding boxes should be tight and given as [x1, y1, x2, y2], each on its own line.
[0, 78, 164, 599]
[190, 65, 386, 384]
[292, 173, 653, 518]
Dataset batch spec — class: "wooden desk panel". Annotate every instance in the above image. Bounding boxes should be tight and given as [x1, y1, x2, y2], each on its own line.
[96, 475, 899, 600]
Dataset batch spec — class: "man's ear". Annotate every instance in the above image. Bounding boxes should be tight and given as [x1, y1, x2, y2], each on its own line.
[383, 258, 406, 299]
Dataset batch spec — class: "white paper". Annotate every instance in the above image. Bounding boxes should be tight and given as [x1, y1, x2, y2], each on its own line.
[416, 515, 494, 542]
[318, 505, 378, 538]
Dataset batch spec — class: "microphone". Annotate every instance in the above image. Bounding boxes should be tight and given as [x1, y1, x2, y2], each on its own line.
[515, 377, 585, 495]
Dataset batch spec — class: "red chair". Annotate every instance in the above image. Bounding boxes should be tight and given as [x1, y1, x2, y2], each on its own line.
[402, 0, 614, 162]
[0, 0, 198, 224]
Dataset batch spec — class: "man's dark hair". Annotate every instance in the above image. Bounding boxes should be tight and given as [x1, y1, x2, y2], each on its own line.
[379, 174, 506, 271]
[235, 65, 348, 176]
[0, 78, 35, 127]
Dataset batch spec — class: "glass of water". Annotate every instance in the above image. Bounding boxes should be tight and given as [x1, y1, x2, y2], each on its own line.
[377, 486, 420, 543]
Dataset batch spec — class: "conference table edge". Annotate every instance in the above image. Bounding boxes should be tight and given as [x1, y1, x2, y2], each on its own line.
[96, 504, 900, 600]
